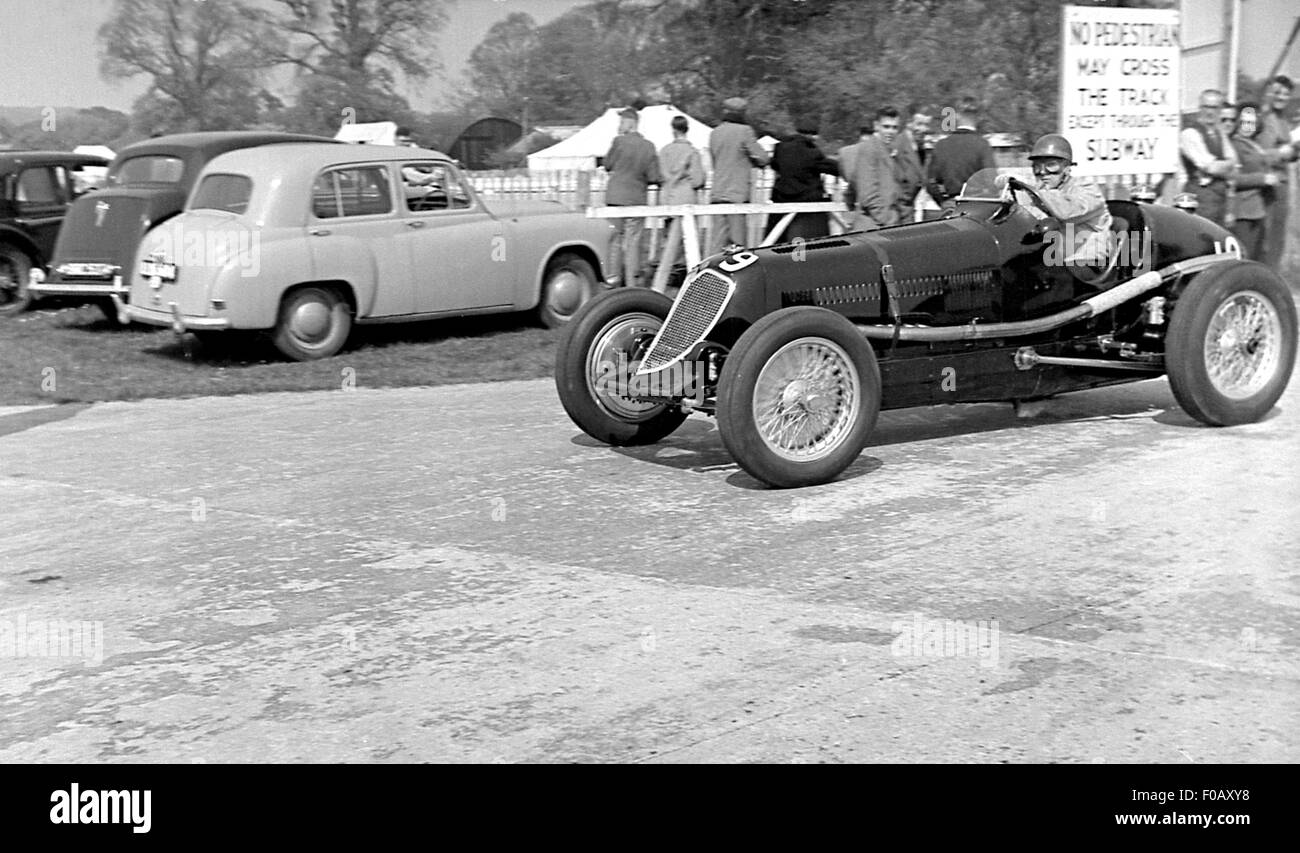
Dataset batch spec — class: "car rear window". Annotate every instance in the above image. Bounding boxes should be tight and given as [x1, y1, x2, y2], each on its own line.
[190, 173, 253, 213]
[111, 155, 185, 186]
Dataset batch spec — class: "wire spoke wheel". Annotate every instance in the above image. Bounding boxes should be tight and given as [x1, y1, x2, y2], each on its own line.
[752, 338, 861, 461]
[1202, 290, 1282, 400]
[718, 307, 880, 488]
[555, 289, 688, 446]
[1166, 261, 1297, 426]
[586, 311, 666, 421]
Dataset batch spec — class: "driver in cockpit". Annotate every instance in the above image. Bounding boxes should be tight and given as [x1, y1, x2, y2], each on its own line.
[997, 134, 1113, 269]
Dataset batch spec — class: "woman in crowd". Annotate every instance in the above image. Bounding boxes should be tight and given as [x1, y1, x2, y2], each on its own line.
[1226, 101, 1281, 261]
[768, 116, 839, 240]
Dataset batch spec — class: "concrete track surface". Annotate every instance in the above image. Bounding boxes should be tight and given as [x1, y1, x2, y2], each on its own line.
[1, 373, 1296, 763]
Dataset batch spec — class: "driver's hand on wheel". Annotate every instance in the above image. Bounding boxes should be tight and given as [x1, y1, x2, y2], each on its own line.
[995, 173, 1019, 202]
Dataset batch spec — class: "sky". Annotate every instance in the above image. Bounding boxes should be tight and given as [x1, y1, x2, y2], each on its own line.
[0, 0, 583, 113]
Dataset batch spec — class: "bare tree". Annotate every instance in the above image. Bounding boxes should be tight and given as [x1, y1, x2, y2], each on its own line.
[99, 0, 282, 132]
[259, 0, 453, 132]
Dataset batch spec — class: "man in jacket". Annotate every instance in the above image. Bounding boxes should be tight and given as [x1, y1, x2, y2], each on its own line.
[1179, 89, 1240, 228]
[708, 97, 771, 253]
[652, 115, 706, 293]
[925, 102, 996, 213]
[604, 108, 662, 286]
[853, 106, 903, 230]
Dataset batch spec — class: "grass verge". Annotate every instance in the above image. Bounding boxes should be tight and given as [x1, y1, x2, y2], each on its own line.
[1, 304, 560, 405]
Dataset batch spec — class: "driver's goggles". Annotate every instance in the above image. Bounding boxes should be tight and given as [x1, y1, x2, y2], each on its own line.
[1031, 160, 1066, 175]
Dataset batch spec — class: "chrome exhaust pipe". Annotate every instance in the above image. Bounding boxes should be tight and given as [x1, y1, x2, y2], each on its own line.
[855, 255, 1231, 343]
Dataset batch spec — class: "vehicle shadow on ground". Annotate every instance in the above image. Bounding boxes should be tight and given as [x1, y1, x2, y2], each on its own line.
[575, 420, 887, 490]
[571, 379, 1205, 488]
[0, 402, 93, 438]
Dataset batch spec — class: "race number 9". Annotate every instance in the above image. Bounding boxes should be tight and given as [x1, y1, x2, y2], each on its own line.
[719, 251, 759, 272]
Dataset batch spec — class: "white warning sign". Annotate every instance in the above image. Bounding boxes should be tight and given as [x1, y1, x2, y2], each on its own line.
[1059, 5, 1182, 177]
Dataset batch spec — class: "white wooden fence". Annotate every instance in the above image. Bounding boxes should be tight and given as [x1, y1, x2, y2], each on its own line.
[467, 167, 1182, 210]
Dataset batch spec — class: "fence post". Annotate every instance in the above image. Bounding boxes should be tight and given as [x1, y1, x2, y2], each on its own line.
[576, 171, 591, 207]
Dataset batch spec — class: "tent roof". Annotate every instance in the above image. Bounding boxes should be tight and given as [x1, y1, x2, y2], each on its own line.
[528, 105, 713, 170]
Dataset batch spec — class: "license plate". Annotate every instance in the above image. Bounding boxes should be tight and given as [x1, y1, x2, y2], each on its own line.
[140, 260, 176, 281]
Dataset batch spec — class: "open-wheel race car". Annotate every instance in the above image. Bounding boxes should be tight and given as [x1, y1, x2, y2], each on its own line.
[556, 168, 1298, 488]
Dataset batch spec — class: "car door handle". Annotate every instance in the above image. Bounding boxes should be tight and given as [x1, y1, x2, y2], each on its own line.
[406, 220, 425, 228]
[310, 228, 331, 236]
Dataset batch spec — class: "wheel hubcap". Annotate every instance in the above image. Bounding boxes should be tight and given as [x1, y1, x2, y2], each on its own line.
[548, 270, 584, 317]
[291, 301, 331, 342]
[753, 337, 861, 461]
[587, 312, 667, 420]
[1203, 290, 1282, 400]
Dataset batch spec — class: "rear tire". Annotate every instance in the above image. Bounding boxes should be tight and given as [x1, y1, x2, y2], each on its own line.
[555, 288, 688, 445]
[1165, 261, 1297, 425]
[272, 286, 352, 361]
[538, 252, 598, 328]
[717, 307, 880, 488]
[0, 245, 34, 317]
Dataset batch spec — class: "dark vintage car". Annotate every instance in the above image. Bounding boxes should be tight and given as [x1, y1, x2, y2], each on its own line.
[556, 168, 1298, 488]
[27, 131, 337, 323]
[0, 150, 111, 316]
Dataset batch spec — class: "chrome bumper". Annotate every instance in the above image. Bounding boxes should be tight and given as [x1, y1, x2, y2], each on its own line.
[29, 273, 128, 298]
[124, 299, 231, 333]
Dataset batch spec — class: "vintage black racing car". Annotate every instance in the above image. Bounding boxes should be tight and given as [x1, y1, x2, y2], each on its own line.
[556, 168, 1297, 488]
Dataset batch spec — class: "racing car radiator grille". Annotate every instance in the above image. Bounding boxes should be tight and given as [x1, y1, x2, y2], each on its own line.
[636, 269, 735, 374]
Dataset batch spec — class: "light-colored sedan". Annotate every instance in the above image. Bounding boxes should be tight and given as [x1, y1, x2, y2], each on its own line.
[122, 143, 613, 359]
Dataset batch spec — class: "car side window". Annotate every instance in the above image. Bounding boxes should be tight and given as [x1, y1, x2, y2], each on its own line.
[402, 161, 472, 213]
[312, 166, 393, 219]
[66, 163, 106, 198]
[16, 167, 64, 207]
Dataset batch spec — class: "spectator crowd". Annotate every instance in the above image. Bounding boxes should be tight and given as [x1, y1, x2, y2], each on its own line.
[601, 79, 1298, 291]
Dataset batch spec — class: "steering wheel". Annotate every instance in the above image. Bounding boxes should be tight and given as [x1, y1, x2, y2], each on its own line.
[1002, 176, 1053, 218]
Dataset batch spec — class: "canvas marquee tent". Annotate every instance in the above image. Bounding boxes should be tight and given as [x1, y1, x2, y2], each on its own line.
[527, 105, 714, 172]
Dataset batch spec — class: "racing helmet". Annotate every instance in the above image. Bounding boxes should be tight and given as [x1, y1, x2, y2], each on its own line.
[1029, 133, 1073, 163]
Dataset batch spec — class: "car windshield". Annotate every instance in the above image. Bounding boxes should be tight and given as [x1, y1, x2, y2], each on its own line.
[957, 167, 1034, 205]
[110, 155, 185, 187]
[190, 173, 253, 214]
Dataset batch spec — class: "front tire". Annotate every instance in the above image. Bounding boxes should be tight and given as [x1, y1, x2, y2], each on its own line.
[717, 307, 881, 488]
[555, 288, 688, 445]
[272, 286, 352, 361]
[538, 252, 598, 328]
[0, 245, 34, 317]
[1165, 261, 1297, 425]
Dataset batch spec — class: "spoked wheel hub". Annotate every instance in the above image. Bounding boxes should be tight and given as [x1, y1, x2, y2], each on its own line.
[753, 338, 862, 462]
[1203, 290, 1282, 400]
